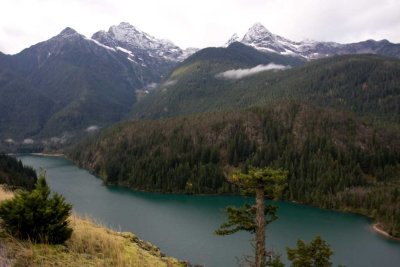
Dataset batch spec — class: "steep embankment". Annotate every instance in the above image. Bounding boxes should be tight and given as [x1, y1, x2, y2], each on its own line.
[0, 187, 186, 267]
[68, 102, 400, 237]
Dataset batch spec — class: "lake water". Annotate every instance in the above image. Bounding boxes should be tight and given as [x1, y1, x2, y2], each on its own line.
[18, 155, 400, 267]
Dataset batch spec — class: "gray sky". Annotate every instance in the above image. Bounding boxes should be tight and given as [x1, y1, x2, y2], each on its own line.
[1, 0, 400, 54]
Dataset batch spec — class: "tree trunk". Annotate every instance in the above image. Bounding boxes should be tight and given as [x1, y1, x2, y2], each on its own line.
[255, 186, 266, 267]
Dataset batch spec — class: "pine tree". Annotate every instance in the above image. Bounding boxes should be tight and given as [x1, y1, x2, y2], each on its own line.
[287, 236, 334, 267]
[216, 166, 288, 267]
[0, 174, 73, 244]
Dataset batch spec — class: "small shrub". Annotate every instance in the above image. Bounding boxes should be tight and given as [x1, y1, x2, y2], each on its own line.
[0, 175, 72, 244]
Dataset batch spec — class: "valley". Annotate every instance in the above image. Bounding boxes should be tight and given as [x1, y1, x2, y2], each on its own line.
[1, 10, 400, 267]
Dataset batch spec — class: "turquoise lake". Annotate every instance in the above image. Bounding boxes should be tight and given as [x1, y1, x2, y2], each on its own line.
[18, 155, 400, 267]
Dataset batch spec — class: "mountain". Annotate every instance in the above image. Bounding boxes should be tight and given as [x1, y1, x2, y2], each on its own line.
[133, 51, 400, 124]
[184, 41, 304, 66]
[2, 22, 400, 150]
[230, 23, 400, 60]
[92, 22, 198, 80]
[68, 101, 400, 237]
[0, 23, 200, 149]
[132, 42, 305, 117]
[0, 27, 154, 148]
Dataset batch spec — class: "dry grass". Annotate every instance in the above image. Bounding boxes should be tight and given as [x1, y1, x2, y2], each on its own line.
[0, 186, 14, 202]
[0, 187, 186, 267]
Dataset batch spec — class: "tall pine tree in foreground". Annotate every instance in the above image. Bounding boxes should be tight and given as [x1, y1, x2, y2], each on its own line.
[216, 167, 288, 267]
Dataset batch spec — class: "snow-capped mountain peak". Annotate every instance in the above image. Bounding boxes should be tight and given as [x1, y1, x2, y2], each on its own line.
[108, 22, 173, 50]
[92, 22, 196, 63]
[226, 33, 239, 46]
[240, 23, 287, 53]
[243, 23, 273, 40]
[229, 22, 400, 60]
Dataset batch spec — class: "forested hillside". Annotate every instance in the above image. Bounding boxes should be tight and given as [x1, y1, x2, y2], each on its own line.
[69, 102, 400, 237]
[133, 53, 400, 125]
[0, 68, 54, 140]
[0, 154, 37, 190]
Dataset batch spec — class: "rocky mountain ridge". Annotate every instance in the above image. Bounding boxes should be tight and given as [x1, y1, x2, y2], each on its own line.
[228, 23, 400, 60]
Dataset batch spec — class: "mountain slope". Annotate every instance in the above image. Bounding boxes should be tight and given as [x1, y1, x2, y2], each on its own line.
[132, 42, 305, 118]
[184, 41, 304, 66]
[0, 67, 54, 139]
[0, 24, 201, 149]
[230, 23, 400, 60]
[0, 27, 153, 146]
[68, 102, 400, 237]
[133, 52, 400, 124]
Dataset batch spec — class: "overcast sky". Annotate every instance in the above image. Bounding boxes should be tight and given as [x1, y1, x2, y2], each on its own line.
[1, 0, 400, 54]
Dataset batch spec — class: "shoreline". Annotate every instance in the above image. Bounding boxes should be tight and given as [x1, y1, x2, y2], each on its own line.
[372, 224, 400, 241]
[7, 152, 64, 157]
[15, 153, 400, 242]
[30, 152, 64, 157]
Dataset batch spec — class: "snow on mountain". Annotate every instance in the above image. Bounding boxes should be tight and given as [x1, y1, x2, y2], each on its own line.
[89, 38, 116, 51]
[13, 27, 131, 70]
[179, 47, 200, 61]
[234, 23, 334, 59]
[111, 23, 174, 50]
[92, 22, 197, 63]
[230, 23, 400, 60]
[241, 23, 281, 52]
[226, 33, 239, 46]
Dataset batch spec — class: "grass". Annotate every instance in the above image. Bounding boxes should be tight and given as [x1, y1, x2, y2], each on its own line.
[0, 187, 187, 267]
[0, 186, 13, 202]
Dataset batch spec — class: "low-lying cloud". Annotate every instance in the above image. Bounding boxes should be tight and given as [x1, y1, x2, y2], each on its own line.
[145, 82, 158, 89]
[86, 125, 100, 132]
[163, 79, 177, 87]
[216, 63, 290, 80]
[23, 138, 34, 144]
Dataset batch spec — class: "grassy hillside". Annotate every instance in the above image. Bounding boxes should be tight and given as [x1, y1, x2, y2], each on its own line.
[0, 187, 186, 267]
[68, 102, 400, 237]
[133, 54, 400, 125]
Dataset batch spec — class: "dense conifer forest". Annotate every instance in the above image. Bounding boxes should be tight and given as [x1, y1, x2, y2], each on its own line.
[0, 154, 37, 190]
[68, 102, 400, 237]
[133, 53, 400, 126]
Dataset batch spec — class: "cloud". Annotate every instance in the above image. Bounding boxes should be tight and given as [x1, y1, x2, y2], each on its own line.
[146, 82, 158, 89]
[49, 136, 68, 144]
[216, 64, 290, 80]
[23, 138, 34, 144]
[86, 125, 100, 132]
[163, 80, 177, 87]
